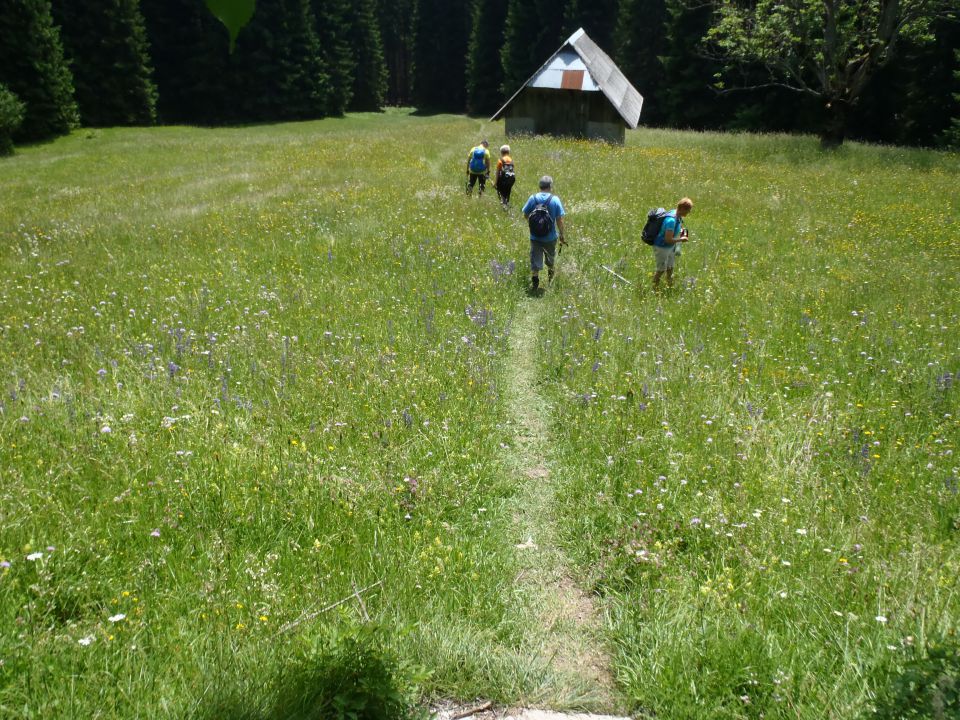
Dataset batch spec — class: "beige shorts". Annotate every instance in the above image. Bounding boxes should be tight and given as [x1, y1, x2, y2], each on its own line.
[654, 246, 676, 272]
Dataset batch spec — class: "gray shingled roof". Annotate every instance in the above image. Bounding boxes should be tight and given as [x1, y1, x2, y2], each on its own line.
[491, 28, 644, 128]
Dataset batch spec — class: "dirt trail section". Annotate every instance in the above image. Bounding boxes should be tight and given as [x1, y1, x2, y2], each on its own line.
[505, 297, 616, 703]
[434, 253, 631, 720]
[501, 288, 628, 713]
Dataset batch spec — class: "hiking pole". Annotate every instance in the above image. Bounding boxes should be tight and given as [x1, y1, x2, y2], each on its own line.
[601, 264, 633, 286]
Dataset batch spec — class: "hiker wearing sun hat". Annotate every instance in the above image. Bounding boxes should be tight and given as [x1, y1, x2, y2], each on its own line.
[494, 144, 516, 208]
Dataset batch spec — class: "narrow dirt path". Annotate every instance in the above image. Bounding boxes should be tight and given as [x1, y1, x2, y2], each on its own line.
[500, 290, 621, 710]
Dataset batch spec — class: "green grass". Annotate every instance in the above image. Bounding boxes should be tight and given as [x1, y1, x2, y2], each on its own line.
[0, 109, 958, 719]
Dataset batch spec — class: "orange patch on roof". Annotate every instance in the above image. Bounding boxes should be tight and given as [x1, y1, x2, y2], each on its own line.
[561, 70, 585, 90]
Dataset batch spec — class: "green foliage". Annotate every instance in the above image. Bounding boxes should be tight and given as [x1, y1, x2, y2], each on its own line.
[0, 0, 78, 142]
[706, 0, 950, 145]
[937, 44, 960, 149]
[0, 84, 25, 155]
[853, 14, 960, 148]
[312, 0, 357, 115]
[51, 0, 157, 127]
[871, 637, 960, 719]
[500, 0, 568, 97]
[344, 0, 388, 111]
[140, 0, 232, 123]
[563, 0, 619, 48]
[466, 0, 509, 115]
[412, 0, 471, 111]
[660, 0, 728, 130]
[614, 0, 667, 125]
[205, 0, 256, 51]
[376, 0, 417, 105]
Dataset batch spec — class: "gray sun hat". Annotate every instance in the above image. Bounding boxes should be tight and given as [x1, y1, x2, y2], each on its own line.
[539, 175, 553, 190]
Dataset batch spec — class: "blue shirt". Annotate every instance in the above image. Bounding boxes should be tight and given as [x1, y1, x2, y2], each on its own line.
[521, 192, 565, 242]
[654, 211, 682, 248]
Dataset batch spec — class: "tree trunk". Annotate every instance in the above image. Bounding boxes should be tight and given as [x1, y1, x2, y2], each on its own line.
[821, 98, 848, 148]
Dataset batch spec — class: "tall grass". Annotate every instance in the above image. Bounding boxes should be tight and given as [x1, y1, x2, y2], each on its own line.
[0, 111, 957, 718]
[538, 129, 960, 717]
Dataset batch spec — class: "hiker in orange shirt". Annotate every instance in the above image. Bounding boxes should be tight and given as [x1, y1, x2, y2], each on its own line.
[494, 145, 516, 208]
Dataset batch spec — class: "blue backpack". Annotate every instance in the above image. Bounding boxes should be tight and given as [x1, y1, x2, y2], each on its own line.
[469, 147, 487, 174]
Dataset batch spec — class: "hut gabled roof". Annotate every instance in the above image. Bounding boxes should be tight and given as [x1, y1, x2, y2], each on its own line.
[490, 28, 643, 128]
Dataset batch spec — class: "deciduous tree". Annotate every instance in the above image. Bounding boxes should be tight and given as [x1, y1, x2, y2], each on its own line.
[707, 0, 953, 147]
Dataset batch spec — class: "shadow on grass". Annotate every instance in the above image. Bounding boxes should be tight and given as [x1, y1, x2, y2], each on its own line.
[195, 625, 428, 720]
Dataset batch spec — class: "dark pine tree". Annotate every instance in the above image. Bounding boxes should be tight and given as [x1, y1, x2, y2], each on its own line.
[272, 0, 329, 119]
[345, 0, 387, 110]
[613, 0, 667, 125]
[140, 0, 231, 123]
[51, 0, 157, 126]
[659, 0, 728, 130]
[376, 0, 416, 105]
[465, 0, 509, 115]
[0, 0, 78, 141]
[500, 0, 569, 98]
[946, 49, 960, 149]
[563, 0, 619, 49]
[412, 0, 471, 111]
[311, 0, 355, 114]
[852, 13, 960, 147]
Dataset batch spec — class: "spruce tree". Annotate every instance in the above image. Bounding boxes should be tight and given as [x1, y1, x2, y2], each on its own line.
[466, 0, 509, 115]
[275, 0, 329, 120]
[0, 83, 26, 154]
[376, 0, 416, 105]
[0, 0, 78, 141]
[613, 0, 667, 125]
[853, 14, 960, 147]
[412, 0, 471, 111]
[227, 0, 329, 121]
[945, 49, 960, 149]
[659, 0, 727, 130]
[564, 0, 618, 49]
[311, 0, 355, 114]
[140, 0, 231, 123]
[346, 0, 387, 111]
[500, 0, 568, 97]
[51, 0, 157, 126]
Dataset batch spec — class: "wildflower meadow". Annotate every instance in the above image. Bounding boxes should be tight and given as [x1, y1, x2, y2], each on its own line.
[0, 110, 957, 719]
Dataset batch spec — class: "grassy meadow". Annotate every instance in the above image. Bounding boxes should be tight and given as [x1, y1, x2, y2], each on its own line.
[0, 109, 958, 719]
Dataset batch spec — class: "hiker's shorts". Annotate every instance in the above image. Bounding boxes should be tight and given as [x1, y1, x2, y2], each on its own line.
[530, 240, 557, 273]
[654, 245, 676, 272]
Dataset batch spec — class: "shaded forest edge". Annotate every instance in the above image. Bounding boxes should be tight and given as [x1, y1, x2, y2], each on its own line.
[0, 0, 958, 154]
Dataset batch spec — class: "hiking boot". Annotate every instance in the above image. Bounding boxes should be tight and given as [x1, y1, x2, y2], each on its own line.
[531, 276, 539, 290]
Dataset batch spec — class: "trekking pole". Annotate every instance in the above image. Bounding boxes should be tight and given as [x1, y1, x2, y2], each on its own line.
[601, 264, 633, 286]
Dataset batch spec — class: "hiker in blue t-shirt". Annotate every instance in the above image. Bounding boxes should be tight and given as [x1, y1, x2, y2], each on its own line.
[521, 175, 566, 291]
[652, 197, 693, 290]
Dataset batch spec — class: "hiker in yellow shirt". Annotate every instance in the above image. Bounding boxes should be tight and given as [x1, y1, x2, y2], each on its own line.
[465, 140, 490, 196]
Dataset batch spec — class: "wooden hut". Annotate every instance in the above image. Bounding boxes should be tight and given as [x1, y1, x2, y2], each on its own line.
[490, 28, 643, 144]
